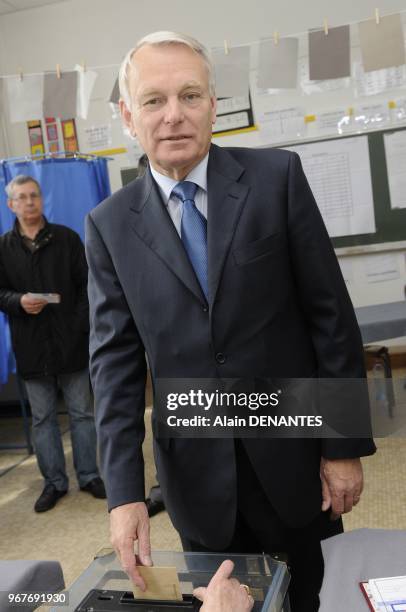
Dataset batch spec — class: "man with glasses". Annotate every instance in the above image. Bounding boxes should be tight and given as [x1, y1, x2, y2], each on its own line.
[0, 175, 105, 512]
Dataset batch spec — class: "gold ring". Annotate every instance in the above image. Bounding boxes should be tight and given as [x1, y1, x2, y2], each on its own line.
[241, 584, 251, 596]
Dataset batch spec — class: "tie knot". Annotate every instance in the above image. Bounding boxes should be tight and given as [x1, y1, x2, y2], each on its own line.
[171, 181, 198, 203]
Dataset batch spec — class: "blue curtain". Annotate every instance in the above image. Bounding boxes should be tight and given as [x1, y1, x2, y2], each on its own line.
[0, 156, 111, 384]
[0, 175, 10, 386]
[0, 314, 8, 387]
[0, 157, 110, 239]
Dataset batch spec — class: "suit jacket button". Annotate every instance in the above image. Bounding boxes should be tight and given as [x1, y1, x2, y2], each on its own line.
[202, 305, 208, 312]
[215, 352, 226, 364]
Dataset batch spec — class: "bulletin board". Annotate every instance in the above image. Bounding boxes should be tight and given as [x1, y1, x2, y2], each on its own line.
[121, 125, 406, 253]
[284, 126, 406, 251]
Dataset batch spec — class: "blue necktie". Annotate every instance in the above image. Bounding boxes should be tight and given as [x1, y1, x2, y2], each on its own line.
[171, 181, 208, 301]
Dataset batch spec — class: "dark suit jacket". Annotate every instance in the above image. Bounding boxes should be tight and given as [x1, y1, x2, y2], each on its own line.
[86, 144, 375, 549]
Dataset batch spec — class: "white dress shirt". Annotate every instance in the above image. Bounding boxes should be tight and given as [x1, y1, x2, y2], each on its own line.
[149, 153, 209, 236]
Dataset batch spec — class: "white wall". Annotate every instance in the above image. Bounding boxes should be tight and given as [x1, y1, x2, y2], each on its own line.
[0, 0, 406, 308]
[1, 0, 406, 183]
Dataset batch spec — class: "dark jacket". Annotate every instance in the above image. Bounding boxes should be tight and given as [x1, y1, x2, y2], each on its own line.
[86, 144, 375, 547]
[0, 218, 89, 379]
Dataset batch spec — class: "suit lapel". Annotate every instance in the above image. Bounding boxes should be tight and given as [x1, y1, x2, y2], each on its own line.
[129, 171, 206, 303]
[207, 145, 250, 306]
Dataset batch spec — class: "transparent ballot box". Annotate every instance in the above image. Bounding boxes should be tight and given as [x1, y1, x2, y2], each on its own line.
[52, 549, 290, 612]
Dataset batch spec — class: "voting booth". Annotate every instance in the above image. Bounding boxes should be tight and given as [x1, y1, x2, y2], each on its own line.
[0, 154, 111, 386]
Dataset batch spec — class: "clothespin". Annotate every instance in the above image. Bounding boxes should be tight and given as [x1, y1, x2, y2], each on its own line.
[273, 30, 279, 45]
[323, 18, 329, 35]
[375, 8, 380, 25]
[18, 67, 23, 81]
[223, 39, 229, 55]
[56, 64, 61, 79]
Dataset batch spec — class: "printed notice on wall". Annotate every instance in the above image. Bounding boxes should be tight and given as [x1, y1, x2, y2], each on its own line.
[384, 131, 406, 209]
[84, 124, 112, 151]
[338, 258, 354, 284]
[257, 107, 304, 143]
[364, 254, 400, 283]
[284, 136, 376, 238]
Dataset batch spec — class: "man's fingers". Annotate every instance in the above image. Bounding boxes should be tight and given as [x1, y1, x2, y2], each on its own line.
[332, 486, 362, 515]
[344, 491, 362, 512]
[210, 559, 235, 584]
[134, 553, 153, 567]
[120, 545, 146, 591]
[192, 587, 207, 601]
[353, 493, 361, 506]
[343, 494, 355, 513]
[27, 304, 46, 314]
[321, 475, 331, 512]
[137, 518, 152, 567]
[330, 492, 345, 517]
[27, 300, 47, 307]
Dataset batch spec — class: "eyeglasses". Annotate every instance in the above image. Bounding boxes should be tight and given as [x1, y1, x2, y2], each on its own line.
[12, 193, 41, 202]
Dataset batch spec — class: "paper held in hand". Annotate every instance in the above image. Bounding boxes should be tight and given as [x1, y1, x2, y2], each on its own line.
[132, 566, 183, 601]
[27, 292, 61, 303]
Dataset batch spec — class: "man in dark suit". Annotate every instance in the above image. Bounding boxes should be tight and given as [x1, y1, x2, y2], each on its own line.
[86, 32, 375, 611]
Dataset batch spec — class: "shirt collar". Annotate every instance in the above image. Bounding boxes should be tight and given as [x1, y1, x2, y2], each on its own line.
[14, 215, 47, 239]
[150, 153, 209, 205]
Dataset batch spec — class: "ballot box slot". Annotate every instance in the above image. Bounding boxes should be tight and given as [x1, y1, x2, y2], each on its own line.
[75, 589, 202, 611]
[120, 591, 201, 608]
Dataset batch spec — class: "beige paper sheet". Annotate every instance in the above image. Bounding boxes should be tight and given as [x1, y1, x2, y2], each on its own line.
[359, 14, 406, 72]
[132, 566, 182, 601]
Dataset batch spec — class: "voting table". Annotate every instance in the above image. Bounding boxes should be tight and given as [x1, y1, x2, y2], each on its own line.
[50, 549, 290, 612]
[319, 528, 406, 612]
[0, 560, 65, 612]
[356, 300, 406, 343]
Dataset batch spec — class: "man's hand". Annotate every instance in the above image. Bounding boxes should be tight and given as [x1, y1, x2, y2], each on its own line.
[20, 294, 47, 315]
[110, 502, 152, 591]
[193, 560, 254, 612]
[320, 457, 363, 520]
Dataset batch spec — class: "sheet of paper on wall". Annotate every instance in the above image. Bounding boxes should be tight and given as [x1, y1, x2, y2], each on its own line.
[316, 109, 352, 135]
[384, 131, 406, 210]
[43, 71, 78, 120]
[109, 77, 120, 104]
[284, 136, 375, 238]
[392, 98, 406, 123]
[212, 46, 250, 98]
[123, 133, 145, 166]
[74, 64, 98, 120]
[358, 13, 406, 72]
[217, 94, 250, 115]
[257, 37, 298, 89]
[354, 102, 390, 130]
[214, 111, 250, 133]
[338, 259, 354, 284]
[353, 61, 406, 97]
[300, 58, 351, 95]
[258, 107, 304, 143]
[365, 254, 400, 284]
[84, 124, 112, 150]
[308, 25, 350, 80]
[6, 74, 44, 123]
